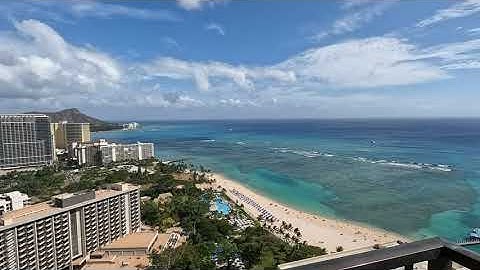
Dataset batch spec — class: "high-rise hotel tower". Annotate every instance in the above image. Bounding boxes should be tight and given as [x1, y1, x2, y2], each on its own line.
[0, 114, 54, 169]
[0, 183, 141, 270]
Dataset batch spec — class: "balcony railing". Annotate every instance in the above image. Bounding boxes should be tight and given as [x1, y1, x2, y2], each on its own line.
[278, 237, 480, 270]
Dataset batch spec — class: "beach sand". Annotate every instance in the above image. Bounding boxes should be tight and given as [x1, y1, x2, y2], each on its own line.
[206, 172, 409, 252]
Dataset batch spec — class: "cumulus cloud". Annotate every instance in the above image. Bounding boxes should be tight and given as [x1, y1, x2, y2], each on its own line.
[128, 94, 204, 108]
[3, 19, 480, 116]
[0, 19, 122, 99]
[417, 0, 480, 27]
[141, 57, 296, 91]
[205, 23, 225, 36]
[176, 0, 224, 11]
[141, 36, 480, 93]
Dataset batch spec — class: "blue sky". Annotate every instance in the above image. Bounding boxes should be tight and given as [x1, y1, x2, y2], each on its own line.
[0, 0, 479, 120]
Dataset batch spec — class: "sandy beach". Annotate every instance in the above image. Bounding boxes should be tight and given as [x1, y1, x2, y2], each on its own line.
[207, 172, 409, 252]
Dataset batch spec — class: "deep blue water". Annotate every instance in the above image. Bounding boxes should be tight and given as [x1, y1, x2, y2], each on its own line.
[94, 119, 480, 242]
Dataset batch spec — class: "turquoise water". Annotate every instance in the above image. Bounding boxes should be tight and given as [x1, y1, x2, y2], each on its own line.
[215, 197, 231, 215]
[94, 119, 480, 243]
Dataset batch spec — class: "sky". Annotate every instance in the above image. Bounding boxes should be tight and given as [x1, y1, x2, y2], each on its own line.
[0, 0, 479, 120]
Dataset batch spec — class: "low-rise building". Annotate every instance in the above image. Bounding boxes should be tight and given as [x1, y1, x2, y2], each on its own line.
[100, 231, 158, 256]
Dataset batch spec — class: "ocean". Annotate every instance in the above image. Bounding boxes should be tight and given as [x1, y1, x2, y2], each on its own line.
[94, 119, 480, 242]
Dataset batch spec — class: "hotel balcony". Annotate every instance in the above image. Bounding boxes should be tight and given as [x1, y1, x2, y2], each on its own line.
[279, 238, 480, 270]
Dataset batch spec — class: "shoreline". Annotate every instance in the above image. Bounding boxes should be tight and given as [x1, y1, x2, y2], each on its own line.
[207, 172, 409, 252]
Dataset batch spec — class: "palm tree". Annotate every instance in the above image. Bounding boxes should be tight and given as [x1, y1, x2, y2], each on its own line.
[291, 235, 298, 243]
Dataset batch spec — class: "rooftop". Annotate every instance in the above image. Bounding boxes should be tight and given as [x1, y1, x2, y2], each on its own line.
[101, 231, 158, 250]
[0, 183, 139, 228]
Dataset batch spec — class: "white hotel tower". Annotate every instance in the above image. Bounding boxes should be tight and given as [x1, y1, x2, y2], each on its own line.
[0, 183, 141, 270]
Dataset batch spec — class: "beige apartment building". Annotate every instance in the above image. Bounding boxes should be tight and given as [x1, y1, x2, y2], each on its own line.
[51, 122, 91, 150]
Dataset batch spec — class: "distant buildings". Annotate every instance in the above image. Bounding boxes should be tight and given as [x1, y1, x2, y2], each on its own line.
[1, 113, 155, 170]
[122, 122, 140, 131]
[72, 140, 154, 166]
[0, 114, 54, 169]
[0, 183, 141, 270]
[71, 140, 105, 166]
[100, 141, 154, 164]
[51, 122, 91, 150]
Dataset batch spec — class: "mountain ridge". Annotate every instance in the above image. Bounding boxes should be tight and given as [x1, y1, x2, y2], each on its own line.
[25, 108, 122, 132]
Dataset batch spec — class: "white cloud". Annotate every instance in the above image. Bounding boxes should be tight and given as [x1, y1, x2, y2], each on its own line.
[341, 0, 378, 10]
[278, 37, 448, 88]
[468, 28, 480, 35]
[205, 23, 225, 36]
[127, 94, 204, 108]
[417, 0, 480, 27]
[2, 19, 480, 117]
[141, 57, 295, 91]
[176, 0, 223, 11]
[219, 98, 258, 107]
[141, 36, 480, 94]
[68, 0, 180, 21]
[314, 1, 396, 40]
[0, 1, 180, 22]
[0, 19, 122, 99]
[419, 39, 480, 70]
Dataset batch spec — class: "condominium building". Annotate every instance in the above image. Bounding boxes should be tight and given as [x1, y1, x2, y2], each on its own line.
[100, 142, 154, 164]
[51, 122, 91, 150]
[122, 122, 140, 131]
[71, 140, 108, 166]
[0, 114, 54, 169]
[72, 140, 154, 166]
[0, 183, 141, 270]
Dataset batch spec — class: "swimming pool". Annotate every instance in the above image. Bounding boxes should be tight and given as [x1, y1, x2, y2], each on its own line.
[215, 197, 231, 215]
